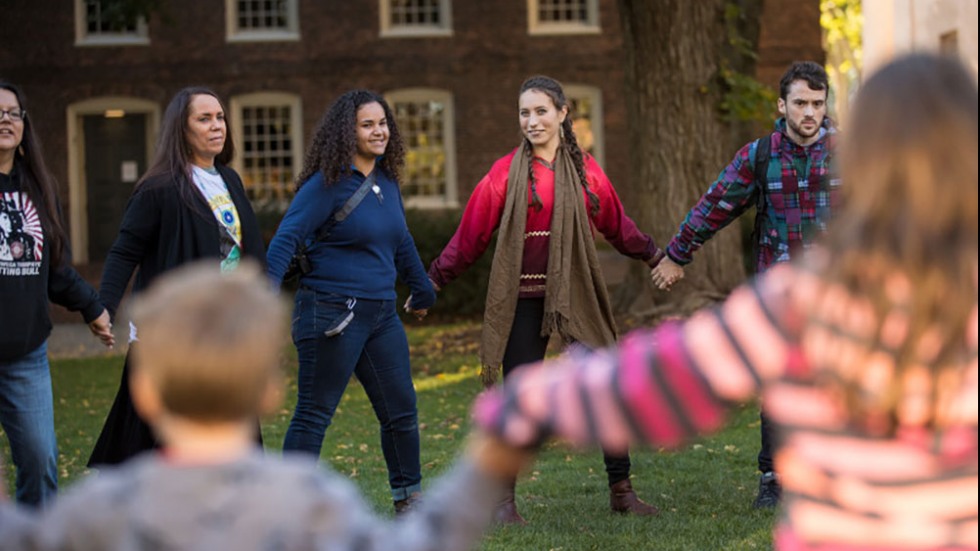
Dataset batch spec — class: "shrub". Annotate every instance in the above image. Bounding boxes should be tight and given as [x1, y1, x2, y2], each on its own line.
[400, 208, 493, 319]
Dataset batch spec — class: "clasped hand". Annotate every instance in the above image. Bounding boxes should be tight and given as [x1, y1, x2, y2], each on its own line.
[649, 257, 685, 291]
[403, 277, 441, 321]
[403, 296, 428, 321]
[88, 309, 115, 350]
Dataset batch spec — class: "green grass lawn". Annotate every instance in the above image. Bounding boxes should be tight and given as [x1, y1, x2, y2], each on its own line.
[5, 320, 775, 550]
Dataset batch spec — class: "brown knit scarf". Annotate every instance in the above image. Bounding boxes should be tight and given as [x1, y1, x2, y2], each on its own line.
[480, 144, 617, 386]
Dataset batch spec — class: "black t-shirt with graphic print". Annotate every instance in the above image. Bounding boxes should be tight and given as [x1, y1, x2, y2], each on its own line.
[0, 163, 102, 361]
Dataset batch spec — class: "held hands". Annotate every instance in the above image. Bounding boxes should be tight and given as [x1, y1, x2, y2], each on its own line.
[88, 309, 115, 350]
[403, 277, 440, 321]
[650, 257, 685, 291]
[403, 277, 441, 321]
[403, 296, 428, 321]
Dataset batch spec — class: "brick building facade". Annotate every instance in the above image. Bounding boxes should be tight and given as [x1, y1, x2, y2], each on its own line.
[1, 1, 821, 320]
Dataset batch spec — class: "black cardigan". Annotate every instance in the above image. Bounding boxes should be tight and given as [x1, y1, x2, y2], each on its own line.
[99, 165, 266, 319]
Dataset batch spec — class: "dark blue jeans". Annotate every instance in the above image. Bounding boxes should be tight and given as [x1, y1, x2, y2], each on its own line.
[0, 341, 58, 507]
[284, 287, 421, 500]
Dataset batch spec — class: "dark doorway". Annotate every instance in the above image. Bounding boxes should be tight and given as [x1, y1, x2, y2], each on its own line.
[84, 114, 146, 262]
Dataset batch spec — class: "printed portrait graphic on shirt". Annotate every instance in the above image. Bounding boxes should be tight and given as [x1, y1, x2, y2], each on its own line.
[0, 192, 43, 276]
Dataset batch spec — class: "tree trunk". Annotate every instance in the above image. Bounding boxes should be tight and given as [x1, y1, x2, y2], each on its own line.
[614, 0, 762, 319]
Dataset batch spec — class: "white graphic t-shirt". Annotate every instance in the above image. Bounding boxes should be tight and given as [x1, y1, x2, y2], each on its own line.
[0, 191, 44, 277]
[191, 165, 242, 272]
[131, 168, 243, 343]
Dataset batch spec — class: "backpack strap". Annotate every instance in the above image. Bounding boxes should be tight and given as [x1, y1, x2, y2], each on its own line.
[752, 136, 771, 195]
[749, 134, 772, 271]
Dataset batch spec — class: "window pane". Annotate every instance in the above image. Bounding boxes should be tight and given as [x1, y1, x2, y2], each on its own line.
[85, 0, 140, 34]
[568, 95, 595, 154]
[240, 103, 295, 207]
[538, 0, 588, 24]
[393, 98, 448, 200]
[236, 0, 290, 31]
[390, 0, 442, 27]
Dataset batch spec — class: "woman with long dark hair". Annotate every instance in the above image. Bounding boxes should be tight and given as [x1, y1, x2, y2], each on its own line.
[0, 82, 112, 506]
[88, 86, 266, 467]
[428, 75, 664, 523]
[265, 89, 435, 515]
[476, 54, 979, 550]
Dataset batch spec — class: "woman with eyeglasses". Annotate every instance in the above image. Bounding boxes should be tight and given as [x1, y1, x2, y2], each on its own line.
[87, 86, 267, 468]
[0, 82, 113, 507]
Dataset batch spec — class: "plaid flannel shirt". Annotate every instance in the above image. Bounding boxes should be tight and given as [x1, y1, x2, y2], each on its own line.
[665, 118, 840, 273]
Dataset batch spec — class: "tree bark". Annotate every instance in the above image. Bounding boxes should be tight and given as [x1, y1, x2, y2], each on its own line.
[614, 0, 762, 319]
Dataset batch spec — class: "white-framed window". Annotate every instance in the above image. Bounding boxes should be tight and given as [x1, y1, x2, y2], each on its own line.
[386, 89, 458, 209]
[75, 0, 149, 46]
[229, 92, 303, 212]
[564, 84, 604, 167]
[226, 0, 299, 42]
[380, 0, 453, 37]
[528, 0, 600, 35]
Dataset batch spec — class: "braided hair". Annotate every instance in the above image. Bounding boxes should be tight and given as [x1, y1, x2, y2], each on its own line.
[519, 75, 599, 216]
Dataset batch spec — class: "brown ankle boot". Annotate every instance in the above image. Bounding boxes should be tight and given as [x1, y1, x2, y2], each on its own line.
[493, 480, 527, 525]
[609, 479, 659, 516]
[393, 492, 422, 517]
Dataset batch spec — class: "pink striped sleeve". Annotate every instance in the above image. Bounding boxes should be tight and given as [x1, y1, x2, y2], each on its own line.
[578, 355, 634, 454]
[620, 324, 728, 445]
[473, 271, 800, 451]
[656, 324, 729, 433]
[619, 327, 688, 446]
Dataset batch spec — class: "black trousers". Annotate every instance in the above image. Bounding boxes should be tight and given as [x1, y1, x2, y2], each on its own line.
[501, 298, 632, 486]
[757, 410, 776, 473]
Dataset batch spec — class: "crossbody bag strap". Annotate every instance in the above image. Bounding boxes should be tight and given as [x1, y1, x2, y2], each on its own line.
[310, 171, 377, 244]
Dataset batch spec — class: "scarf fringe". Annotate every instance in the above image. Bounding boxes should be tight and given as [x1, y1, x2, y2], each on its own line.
[542, 311, 575, 346]
[480, 364, 500, 388]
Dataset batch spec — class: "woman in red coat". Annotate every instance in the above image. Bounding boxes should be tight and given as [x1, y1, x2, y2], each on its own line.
[429, 75, 664, 524]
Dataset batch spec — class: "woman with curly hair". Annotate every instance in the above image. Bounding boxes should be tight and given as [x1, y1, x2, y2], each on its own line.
[428, 75, 664, 524]
[266, 90, 435, 514]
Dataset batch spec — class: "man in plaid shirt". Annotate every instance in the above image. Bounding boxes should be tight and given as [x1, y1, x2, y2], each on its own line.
[650, 61, 840, 509]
